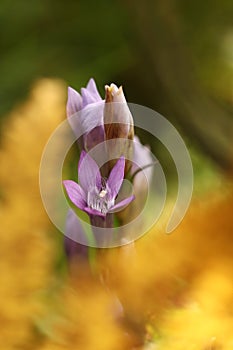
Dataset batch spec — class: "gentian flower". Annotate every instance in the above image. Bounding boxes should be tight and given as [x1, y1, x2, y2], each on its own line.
[67, 78, 104, 150]
[63, 151, 135, 218]
[64, 78, 154, 252]
[66, 78, 102, 118]
[66, 79, 134, 174]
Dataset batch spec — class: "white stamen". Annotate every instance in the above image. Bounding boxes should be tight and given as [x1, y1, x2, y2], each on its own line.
[99, 189, 107, 198]
[87, 184, 114, 215]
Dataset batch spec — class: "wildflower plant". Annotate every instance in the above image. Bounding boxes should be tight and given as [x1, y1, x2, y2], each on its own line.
[63, 153, 135, 217]
[40, 77, 193, 249]
[63, 78, 153, 248]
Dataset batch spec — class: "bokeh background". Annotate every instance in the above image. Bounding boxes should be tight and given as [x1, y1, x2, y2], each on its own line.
[0, 1, 233, 349]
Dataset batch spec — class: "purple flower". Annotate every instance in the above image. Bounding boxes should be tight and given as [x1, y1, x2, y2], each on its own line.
[66, 79, 134, 173]
[67, 78, 105, 150]
[63, 151, 135, 218]
[66, 78, 102, 118]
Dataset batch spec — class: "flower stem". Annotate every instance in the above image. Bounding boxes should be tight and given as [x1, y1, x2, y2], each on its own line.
[90, 213, 114, 228]
[90, 213, 114, 246]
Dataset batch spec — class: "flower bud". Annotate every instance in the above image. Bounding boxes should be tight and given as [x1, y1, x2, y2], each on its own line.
[66, 79, 104, 151]
[104, 84, 134, 174]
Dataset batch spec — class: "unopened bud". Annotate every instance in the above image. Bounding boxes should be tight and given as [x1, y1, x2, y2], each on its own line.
[104, 84, 134, 174]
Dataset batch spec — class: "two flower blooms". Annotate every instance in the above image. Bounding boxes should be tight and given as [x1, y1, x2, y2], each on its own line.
[63, 78, 153, 233]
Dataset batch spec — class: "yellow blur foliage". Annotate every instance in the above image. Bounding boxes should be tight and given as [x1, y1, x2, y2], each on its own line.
[0, 79, 232, 349]
[0, 79, 66, 349]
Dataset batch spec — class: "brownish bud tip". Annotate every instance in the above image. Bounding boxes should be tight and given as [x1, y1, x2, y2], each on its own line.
[104, 84, 134, 174]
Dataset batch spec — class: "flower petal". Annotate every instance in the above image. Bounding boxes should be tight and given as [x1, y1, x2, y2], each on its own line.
[110, 195, 135, 212]
[84, 206, 106, 218]
[107, 156, 125, 199]
[67, 81, 104, 141]
[109, 83, 127, 103]
[84, 125, 105, 150]
[81, 79, 102, 108]
[81, 88, 97, 107]
[66, 87, 82, 118]
[86, 78, 102, 102]
[78, 101, 104, 135]
[131, 136, 153, 175]
[78, 151, 102, 192]
[63, 180, 86, 209]
[131, 136, 154, 189]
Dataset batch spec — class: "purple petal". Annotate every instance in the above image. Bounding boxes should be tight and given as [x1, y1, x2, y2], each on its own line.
[84, 125, 105, 150]
[131, 136, 154, 191]
[110, 195, 135, 212]
[78, 151, 102, 192]
[67, 82, 104, 141]
[131, 136, 153, 180]
[107, 156, 125, 199]
[81, 88, 97, 108]
[86, 78, 102, 102]
[63, 180, 86, 209]
[78, 100, 105, 135]
[84, 206, 106, 218]
[66, 87, 82, 118]
[64, 209, 88, 258]
[81, 79, 102, 108]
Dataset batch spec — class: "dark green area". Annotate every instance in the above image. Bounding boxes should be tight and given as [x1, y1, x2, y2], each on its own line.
[1, 0, 232, 171]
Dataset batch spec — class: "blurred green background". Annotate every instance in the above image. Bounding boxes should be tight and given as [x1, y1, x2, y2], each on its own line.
[1, 0, 233, 177]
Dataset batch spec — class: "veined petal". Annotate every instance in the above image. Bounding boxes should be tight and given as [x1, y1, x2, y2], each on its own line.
[63, 180, 86, 209]
[84, 125, 105, 150]
[81, 88, 96, 107]
[67, 80, 104, 141]
[107, 156, 125, 199]
[78, 151, 102, 192]
[66, 87, 82, 118]
[86, 78, 102, 102]
[84, 206, 106, 218]
[110, 195, 135, 212]
[78, 101, 104, 135]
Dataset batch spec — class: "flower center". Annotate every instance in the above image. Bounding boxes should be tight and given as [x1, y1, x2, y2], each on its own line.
[99, 189, 107, 198]
[87, 184, 114, 215]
